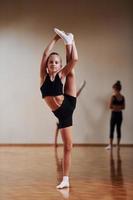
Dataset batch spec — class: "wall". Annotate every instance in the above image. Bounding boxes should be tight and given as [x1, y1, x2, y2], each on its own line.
[0, 0, 132, 144]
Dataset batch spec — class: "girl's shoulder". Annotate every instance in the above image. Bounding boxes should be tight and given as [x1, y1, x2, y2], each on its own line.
[114, 94, 125, 101]
[40, 74, 48, 87]
[58, 71, 65, 82]
[121, 94, 125, 98]
[111, 95, 116, 99]
[119, 94, 125, 100]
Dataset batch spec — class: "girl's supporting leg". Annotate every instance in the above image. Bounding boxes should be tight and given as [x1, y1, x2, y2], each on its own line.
[60, 127, 73, 176]
[56, 127, 72, 189]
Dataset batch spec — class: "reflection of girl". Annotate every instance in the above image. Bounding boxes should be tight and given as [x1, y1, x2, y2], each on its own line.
[106, 81, 125, 150]
[40, 28, 78, 188]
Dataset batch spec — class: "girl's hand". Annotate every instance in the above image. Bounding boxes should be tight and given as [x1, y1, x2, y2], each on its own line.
[54, 34, 61, 41]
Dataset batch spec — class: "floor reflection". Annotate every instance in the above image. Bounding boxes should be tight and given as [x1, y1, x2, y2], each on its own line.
[57, 188, 70, 199]
[110, 149, 127, 199]
[54, 147, 63, 183]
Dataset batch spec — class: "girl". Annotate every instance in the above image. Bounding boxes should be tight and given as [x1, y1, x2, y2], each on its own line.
[106, 81, 125, 150]
[40, 28, 78, 188]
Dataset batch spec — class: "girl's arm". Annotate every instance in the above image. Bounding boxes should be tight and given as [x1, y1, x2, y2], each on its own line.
[109, 96, 114, 109]
[40, 35, 60, 82]
[60, 41, 78, 78]
[109, 96, 125, 111]
[114, 96, 125, 110]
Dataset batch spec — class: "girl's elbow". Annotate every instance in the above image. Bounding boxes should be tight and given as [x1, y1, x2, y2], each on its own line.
[73, 58, 78, 64]
[75, 56, 78, 62]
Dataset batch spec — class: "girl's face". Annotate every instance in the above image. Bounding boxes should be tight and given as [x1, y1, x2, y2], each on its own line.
[47, 54, 62, 74]
[113, 88, 120, 95]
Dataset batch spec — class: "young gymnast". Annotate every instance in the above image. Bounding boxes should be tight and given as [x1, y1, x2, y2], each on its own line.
[54, 80, 86, 147]
[106, 81, 125, 150]
[40, 28, 78, 188]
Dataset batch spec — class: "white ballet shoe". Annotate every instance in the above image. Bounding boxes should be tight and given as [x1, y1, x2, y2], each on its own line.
[54, 28, 73, 45]
[56, 179, 69, 189]
[105, 145, 112, 150]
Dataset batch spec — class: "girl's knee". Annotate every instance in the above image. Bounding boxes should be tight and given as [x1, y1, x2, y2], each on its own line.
[67, 69, 75, 77]
[64, 143, 73, 151]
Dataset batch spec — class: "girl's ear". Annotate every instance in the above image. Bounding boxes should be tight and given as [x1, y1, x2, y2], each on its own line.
[46, 68, 49, 73]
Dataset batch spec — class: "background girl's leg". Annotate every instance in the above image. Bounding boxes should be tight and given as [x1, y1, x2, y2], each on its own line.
[116, 114, 123, 149]
[110, 117, 116, 148]
[106, 115, 115, 150]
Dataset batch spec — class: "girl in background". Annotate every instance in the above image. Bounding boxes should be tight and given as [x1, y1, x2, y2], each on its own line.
[106, 81, 125, 150]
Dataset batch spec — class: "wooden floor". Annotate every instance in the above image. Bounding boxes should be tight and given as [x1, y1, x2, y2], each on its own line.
[0, 146, 133, 200]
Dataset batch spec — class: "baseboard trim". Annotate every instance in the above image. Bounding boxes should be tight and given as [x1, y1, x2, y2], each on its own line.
[0, 143, 133, 147]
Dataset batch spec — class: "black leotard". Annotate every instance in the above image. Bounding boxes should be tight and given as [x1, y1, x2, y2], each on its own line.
[40, 74, 63, 98]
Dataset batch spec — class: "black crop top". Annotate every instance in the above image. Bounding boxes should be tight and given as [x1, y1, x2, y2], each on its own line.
[40, 74, 63, 98]
[111, 95, 125, 106]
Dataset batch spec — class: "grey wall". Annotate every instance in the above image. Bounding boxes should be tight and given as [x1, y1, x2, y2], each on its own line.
[0, 0, 132, 144]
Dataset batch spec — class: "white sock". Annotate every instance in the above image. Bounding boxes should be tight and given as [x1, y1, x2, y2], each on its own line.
[54, 28, 73, 45]
[56, 176, 70, 189]
[105, 144, 112, 150]
[64, 33, 74, 45]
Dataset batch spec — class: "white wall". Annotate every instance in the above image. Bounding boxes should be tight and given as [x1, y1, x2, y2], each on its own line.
[0, 0, 132, 144]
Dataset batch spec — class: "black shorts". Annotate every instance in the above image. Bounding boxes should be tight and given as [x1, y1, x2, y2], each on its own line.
[52, 94, 77, 129]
